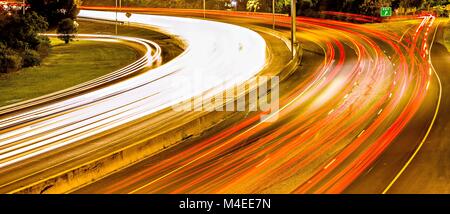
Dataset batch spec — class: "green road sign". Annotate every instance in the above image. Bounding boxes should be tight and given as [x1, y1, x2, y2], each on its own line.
[381, 7, 392, 17]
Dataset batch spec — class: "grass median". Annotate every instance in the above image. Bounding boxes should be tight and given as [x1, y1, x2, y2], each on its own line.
[0, 19, 183, 107]
[0, 38, 139, 107]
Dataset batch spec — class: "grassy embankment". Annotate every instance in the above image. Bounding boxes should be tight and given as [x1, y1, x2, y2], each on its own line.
[0, 38, 139, 106]
[0, 20, 184, 107]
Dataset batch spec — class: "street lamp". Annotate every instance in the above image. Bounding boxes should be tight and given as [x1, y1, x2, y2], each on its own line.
[291, 0, 296, 58]
[203, 0, 206, 19]
[115, 0, 118, 34]
[115, 0, 122, 34]
[272, 0, 275, 30]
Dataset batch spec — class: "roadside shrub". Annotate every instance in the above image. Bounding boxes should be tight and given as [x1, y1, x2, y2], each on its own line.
[0, 11, 50, 73]
[57, 18, 78, 44]
[36, 36, 51, 58]
[0, 52, 22, 73]
[22, 49, 41, 67]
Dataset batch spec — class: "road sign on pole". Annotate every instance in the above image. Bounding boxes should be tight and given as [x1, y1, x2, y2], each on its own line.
[380, 7, 392, 17]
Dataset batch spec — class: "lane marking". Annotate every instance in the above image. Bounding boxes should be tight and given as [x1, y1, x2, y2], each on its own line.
[256, 158, 270, 168]
[324, 159, 337, 170]
[357, 130, 366, 138]
[377, 109, 383, 115]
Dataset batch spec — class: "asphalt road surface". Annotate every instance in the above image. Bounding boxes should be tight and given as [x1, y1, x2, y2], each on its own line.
[0, 7, 444, 193]
[385, 19, 450, 194]
[75, 9, 442, 193]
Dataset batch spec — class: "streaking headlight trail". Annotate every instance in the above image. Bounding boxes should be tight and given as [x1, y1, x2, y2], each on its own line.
[0, 10, 267, 169]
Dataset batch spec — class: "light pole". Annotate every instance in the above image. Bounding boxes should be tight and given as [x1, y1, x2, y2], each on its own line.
[203, 0, 206, 19]
[22, 0, 25, 15]
[115, 0, 118, 34]
[291, 0, 296, 58]
[115, 0, 122, 34]
[272, 0, 275, 30]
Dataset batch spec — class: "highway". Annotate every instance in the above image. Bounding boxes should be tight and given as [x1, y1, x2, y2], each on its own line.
[75, 9, 441, 193]
[0, 10, 272, 193]
[379, 19, 450, 194]
[0, 7, 443, 193]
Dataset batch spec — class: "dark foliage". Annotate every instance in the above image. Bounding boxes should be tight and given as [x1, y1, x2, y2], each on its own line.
[0, 11, 49, 73]
[57, 18, 78, 44]
[27, 0, 80, 29]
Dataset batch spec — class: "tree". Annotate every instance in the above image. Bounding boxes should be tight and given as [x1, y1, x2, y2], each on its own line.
[275, 0, 291, 13]
[0, 11, 48, 50]
[299, 0, 319, 16]
[27, 0, 80, 28]
[22, 49, 41, 67]
[359, 0, 392, 16]
[400, 0, 424, 9]
[0, 43, 22, 73]
[391, 0, 401, 9]
[0, 11, 49, 73]
[317, 0, 346, 12]
[422, 0, 449, 10]
[247, 0, 261, 12]
[403, 0, 425, 8]
[57, 18, 78, 44]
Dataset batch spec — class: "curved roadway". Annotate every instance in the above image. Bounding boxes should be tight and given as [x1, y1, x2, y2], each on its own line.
[75, 9, 441, 194]
[0, 8, 442, 194]
[0, 10, 271, 193]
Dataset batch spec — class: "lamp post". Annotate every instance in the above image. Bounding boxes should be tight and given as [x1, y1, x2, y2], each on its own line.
[115, 0, 122, 34]
[291, 0, 296, 58]
[115, 0, 118, 34]
[203, 0, 206, 19]
[272, 0, 275, 30]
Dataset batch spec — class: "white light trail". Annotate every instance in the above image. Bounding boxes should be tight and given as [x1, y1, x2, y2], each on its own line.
[0, 10, 267, 168]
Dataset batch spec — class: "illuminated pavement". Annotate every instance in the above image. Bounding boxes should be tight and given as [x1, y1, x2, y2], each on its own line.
[0, 11, 270, 193]
[0, 6, 443, 194]
[379, 19, 450, 194]
[74, 9, 441, 194]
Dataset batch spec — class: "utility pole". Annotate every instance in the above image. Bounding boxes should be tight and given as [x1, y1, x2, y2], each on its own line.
[291, 0, 296, 58]
[203, 0, 206, 19]
[115, 0, 118, 35]
[272, 0, 275, 30]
